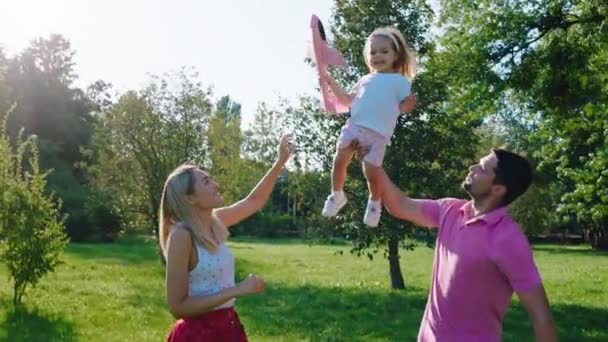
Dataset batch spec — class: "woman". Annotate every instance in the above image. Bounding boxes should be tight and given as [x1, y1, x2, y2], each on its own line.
[160, 134, 295, 341]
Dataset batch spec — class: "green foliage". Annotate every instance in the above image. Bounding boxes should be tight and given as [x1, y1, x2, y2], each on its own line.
[243, 102, 283, 164]
[235, 212, 300, 238]
[208, 96, 246, 204]
[0, 112, 68, 305]
[557, 113, 608, 249]
[238, 96, 348, 238]
[86, 68, 214, 237]
[438, 0, 608, 248]
[0, 48, 9, 114]
[510, 183, 562, 236]
[84, 191, 123, 243]
[277, 96, 342, 172]
[2, 35, 97, 241]
[5, 34, 93, 174]
[315, 0, 480, 288]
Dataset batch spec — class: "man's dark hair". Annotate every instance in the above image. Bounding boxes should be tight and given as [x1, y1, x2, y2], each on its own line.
[492, 149, 532, 206]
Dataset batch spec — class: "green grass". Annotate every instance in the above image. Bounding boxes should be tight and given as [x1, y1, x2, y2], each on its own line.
[0, 238, 607, 341]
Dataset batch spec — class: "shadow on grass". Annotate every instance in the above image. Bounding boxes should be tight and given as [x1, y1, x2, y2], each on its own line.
[237, 284, 608, 342]
[2, 304, 76, 342]
[533, 244, 608, 257]
[503, 301, 608, 342]
[237, 282, 427, 341]
[236, 258, 607, 341]
[232, 258, 427, 341]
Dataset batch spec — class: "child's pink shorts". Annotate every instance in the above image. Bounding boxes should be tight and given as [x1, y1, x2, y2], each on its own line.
[337, 121, 389, 167]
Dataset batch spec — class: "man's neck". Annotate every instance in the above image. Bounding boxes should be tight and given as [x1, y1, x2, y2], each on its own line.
[470, 197, 502, 218]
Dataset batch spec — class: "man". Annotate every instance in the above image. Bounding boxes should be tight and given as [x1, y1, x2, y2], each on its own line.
[378, 149, 557, 341]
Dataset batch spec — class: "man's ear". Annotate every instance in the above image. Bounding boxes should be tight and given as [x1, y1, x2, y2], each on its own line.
[492, 184, 507, 199]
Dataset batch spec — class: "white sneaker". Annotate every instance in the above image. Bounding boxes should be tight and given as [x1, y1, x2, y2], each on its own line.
[322, 193, 347, 217]
[363, 200, 382, 227]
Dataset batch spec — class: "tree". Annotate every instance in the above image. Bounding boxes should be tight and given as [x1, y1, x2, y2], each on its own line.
[275, 96, 342, 227]
[0, 47, 10, 114]
[243, 102, 282, 164]
[438, 0, 608, 248]
[87, 68, 214, 240]
[6, 34, 93, 163]
[285, 0, 480, 289]
[208, 96, 247, 204]
[475, 120, 563, 236]
[4, 35, 96, 240]
[0, 112, 68, 305]
[277, 96, 341, 171]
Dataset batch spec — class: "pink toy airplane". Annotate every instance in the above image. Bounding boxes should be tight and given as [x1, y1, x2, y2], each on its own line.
[310, 14, 350, 114]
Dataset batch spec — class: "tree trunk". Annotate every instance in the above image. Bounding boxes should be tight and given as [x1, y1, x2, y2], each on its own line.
[149, 200, 166, 264]
[388, 234, 405, 289]
[13, 283, 18, 306]
[588, 226, 608, 251]
[13, 281, 25, 306]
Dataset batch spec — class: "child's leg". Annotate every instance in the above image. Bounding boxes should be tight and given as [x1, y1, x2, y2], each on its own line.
[360, 136, 387, 227]
[331, 146, 355, 192]
[322, 143, 356, 217]
[363, 162, 383, 201]
[361, 135, 387, 200]
[362, 162, 383, 227]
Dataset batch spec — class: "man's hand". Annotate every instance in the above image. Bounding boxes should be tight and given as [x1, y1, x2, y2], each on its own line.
[349, 139, 370, 160]
[517, 285, 558, 342]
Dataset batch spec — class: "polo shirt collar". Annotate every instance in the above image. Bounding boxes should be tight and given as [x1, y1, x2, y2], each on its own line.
[460, 201, 508, 225]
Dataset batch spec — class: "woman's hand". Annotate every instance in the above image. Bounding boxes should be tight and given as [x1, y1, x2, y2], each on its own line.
[277, 133, 295, 165]
[236, 274, 265, 296]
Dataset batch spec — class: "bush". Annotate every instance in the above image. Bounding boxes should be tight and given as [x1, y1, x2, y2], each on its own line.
[60, 190, 124, 243]
[87, 196, 123, 243]
[234, 212, 301, 238]
[0, 120, 68, 305]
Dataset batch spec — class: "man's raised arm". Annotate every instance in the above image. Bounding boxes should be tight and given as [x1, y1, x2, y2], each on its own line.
[377, 168, 436, 228]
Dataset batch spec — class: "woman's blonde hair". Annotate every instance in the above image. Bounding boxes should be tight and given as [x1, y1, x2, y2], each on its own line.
[158, 163, 229, 257]
[364, 27, 417, 79]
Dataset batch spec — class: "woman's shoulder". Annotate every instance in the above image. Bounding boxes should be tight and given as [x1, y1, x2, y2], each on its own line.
[168, 223, 193, 247]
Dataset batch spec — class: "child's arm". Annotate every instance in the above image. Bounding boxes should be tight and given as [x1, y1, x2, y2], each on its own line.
[399, 95, 416, 113]
[322, 74, 355, 106]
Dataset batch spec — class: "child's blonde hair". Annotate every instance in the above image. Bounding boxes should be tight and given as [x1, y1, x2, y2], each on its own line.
[364, 27, 416, 79]
[158, 163, 229, 257]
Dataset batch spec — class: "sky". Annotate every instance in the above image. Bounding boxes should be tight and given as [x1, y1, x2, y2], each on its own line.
[1, 0, 439, 128]
[1, 0, 334, 127]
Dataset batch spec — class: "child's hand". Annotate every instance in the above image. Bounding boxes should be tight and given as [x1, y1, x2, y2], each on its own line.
[399, 95, 416, 113]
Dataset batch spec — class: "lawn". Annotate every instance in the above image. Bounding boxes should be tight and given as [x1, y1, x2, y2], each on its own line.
[0, 238, 607, 341]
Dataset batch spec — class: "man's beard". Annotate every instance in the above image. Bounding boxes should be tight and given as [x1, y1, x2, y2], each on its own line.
[463, 182, 492, 202]
[462, 180, 472, 194]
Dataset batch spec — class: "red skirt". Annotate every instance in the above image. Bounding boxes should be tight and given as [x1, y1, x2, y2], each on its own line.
[167, 307, 248, 342]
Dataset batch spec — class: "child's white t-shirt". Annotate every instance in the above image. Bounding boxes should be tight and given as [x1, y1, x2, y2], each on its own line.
[349, 72, 411, 138]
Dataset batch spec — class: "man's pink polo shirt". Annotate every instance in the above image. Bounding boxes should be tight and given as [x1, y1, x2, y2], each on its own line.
[418, 198, 542, 342]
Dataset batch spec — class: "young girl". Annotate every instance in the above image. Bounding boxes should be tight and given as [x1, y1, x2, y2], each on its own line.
[161, 134, 294, 341]
[320, 27, 416, 227]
